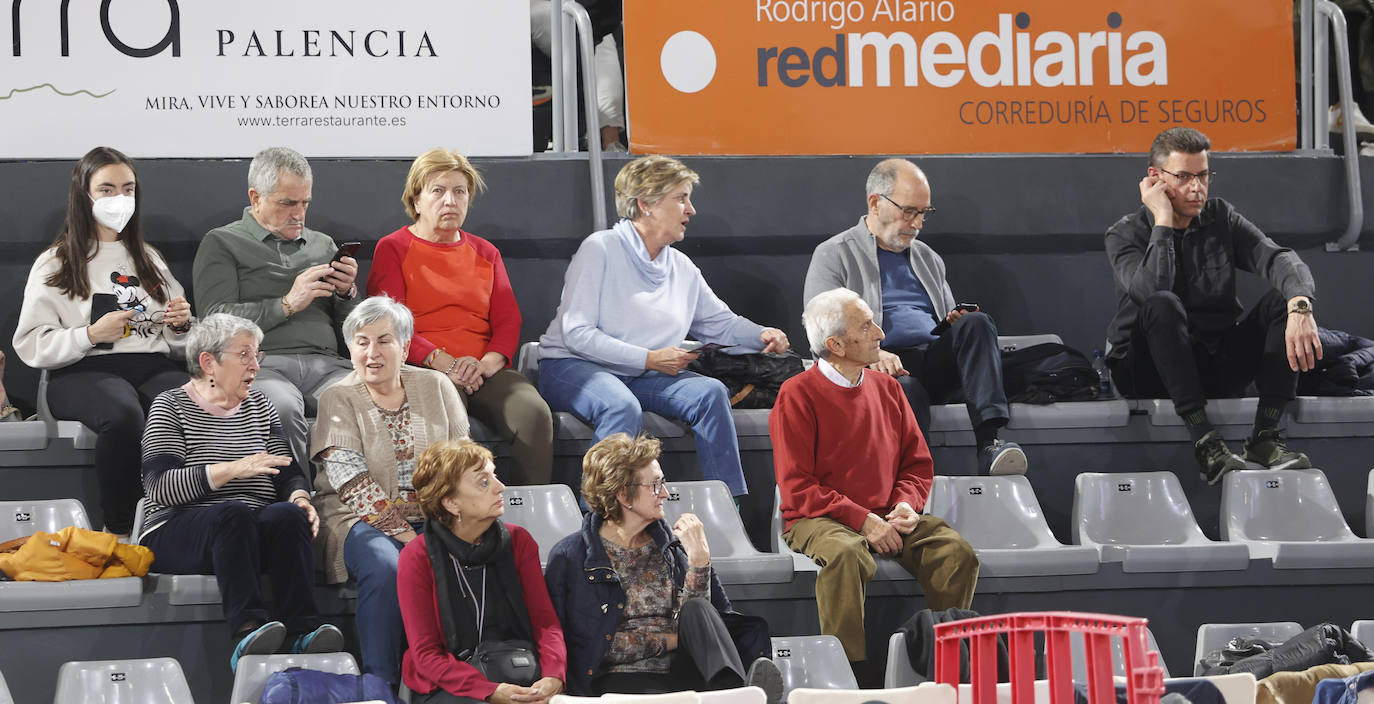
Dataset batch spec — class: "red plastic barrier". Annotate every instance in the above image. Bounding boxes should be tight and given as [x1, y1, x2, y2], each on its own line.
[933, 611, 1165, 704]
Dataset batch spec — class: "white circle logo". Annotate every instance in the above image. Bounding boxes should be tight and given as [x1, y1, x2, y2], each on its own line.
[660, 31, 716, 94]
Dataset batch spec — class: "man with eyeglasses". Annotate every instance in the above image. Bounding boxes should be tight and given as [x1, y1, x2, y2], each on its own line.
[193, 147, 360, 471]
[1105, 127, 1322, 485]
[804, 158, 1027, 476]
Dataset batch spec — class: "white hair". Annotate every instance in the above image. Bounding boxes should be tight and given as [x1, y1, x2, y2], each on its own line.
[803, 288, 866, 358]
[248, 147, 312, 196]
[343, 295, 414, 346]
[185, 313, 263, 378]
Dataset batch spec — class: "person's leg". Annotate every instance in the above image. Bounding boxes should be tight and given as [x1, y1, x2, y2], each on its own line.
[1229, 290, 1310, 469]
[48, 357, 161, 534]
[674, 597, 748, 688]
[256, 502, 323, 637]
[594, 34, 626, 148]
[892, 515, 979, 611]
[465, 369, 554, 485]
[1132, 292, 1210, 427]
[143, 502, 270, 635]
[253, 360, 310, 469]
[538, 357, 644, 441]
[344, 520, 407, 686]
[890, 347, 932, 431]
[783, 517, 875, 661]
[625, 371, 748, 496]
[296, 354, 356, 417]
[922, 314, 1024, 474]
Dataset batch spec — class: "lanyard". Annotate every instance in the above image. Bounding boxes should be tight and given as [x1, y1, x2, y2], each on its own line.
[451, 556, 486, 640]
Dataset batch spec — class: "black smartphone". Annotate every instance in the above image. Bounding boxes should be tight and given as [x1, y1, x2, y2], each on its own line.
[955, 302, 979, 312]
[331, 241, 362, 264]
[90, 293, 120, 350]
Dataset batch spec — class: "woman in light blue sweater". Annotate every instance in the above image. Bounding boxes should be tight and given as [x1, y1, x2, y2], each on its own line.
[538, 156, 789, 497]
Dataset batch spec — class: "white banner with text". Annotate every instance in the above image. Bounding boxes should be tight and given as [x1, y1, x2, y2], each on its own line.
[1, 0, 531, 158]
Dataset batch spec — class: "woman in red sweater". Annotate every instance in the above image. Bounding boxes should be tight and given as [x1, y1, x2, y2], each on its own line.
[367, 148, 552, 485]
[397, 440, 566, 703]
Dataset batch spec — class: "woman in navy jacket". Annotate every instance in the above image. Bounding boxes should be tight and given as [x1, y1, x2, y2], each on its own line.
[543, 433, 781, 702]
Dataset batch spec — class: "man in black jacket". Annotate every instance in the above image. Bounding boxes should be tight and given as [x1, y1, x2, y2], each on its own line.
[1105, 127, 1323, 485]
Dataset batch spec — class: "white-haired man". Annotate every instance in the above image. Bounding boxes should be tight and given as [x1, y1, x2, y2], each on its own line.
[193, 147, 360, 468]
[771, 287, 978, 667]
[804, 158, 1026, 476]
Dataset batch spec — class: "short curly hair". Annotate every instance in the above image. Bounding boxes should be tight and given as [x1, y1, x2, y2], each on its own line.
[581, 433, 662, 524]
[613, 155, 699, 220]
[413, 439, 494, 527]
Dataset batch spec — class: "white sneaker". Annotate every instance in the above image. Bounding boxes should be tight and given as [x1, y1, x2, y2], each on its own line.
[1329, 104, 1374, 136]
[1360, 143, 1374, 156]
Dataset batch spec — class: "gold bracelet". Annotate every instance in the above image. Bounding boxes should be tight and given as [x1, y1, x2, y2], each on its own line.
[281, 296, 294, 317]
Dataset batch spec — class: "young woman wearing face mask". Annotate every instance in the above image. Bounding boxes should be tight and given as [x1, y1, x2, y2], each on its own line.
[13, 146, 194, 537]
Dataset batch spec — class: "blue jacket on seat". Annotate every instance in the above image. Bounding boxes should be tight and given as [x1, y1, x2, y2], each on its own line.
[543, 511, 732, 695]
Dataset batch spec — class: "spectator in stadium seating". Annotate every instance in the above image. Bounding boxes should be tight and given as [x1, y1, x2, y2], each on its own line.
[803, 158, 1027, 477]
[137, 313, 342, 672]
[193, 147, 360, 470]
[310, 295, 471, 688]
[397, 440, 566, 704]
[537, 155, 790, 499]
[1105, 127, 1322, 485]
[544, 433, 782, 702]
[14, 146, 193, 536]
[772, 288, 978, 666]
[367, 148, 553, 485]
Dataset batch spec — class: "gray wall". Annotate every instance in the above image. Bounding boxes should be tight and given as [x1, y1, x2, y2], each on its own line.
[2, 152, 1372, 410]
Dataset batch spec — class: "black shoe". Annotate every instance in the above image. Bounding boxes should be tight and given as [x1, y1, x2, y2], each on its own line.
[1194, 430, 1246, 485]
[1242, 429, 1312, 470]
[746, 657, 784, 704]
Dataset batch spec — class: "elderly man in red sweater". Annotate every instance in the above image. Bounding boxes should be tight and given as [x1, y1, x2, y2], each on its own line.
[771, 287, 978, 666]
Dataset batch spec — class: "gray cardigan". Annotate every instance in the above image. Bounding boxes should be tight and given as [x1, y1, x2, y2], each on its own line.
[803, 217, 957, 333]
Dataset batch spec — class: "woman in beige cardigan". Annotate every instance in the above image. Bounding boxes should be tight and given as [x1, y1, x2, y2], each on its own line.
[311, 295, 470, 689]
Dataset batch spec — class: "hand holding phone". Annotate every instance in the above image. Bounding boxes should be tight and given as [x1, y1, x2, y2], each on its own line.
[331, 241, 362, 264]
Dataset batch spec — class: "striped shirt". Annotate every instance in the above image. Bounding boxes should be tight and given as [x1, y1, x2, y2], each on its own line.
[139, 383, 309, 541]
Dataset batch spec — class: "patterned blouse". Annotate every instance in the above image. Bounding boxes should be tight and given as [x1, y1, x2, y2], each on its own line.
[322, 399, 423, 535]
[600, 537, 710, 674]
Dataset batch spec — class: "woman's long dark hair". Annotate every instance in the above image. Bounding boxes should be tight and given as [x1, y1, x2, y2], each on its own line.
[44, 146, 169, 303]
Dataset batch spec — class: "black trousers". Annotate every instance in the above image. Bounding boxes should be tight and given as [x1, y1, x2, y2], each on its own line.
[1110, 290, 1297, 417]
[591, 598, 757, 695]
[47, 353, 187, 534]
[143, 501, 321, 637]
[890, 311, 1010, 433]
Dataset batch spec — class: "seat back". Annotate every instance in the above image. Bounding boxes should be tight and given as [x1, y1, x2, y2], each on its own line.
[661, 480, 756, 558]
[771, 635, 857, 698]
[696, 687, 767, 704]
[502, 484, 583, 565]
[129, 498, 147, 544]
[1073, 472, 1207, 547]
[517, 342, 541, 384]
[924, 475, 1058, 549]
[997, 334, 1064, 351]
[1192, 622, 1303, 676]
[884, 631, 921, 688]
[52, 658, 194, 704]
[0, 667, 13, 704]
[786, 684, 955, 704]
[1366, 469, 1374, 539]
[229, 652, 360, 704]
[1221, 469, 1356, 542]
[0, 498, 90, 542]
[1068, 627, 1169, 679]
[1352, 620, 1374, 650]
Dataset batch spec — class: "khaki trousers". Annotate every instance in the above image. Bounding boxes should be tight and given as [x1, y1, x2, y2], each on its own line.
[784, 514, 979, 661]
[463, 369, 554, 485]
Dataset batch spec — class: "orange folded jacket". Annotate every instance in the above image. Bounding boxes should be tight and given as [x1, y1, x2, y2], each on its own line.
[0, 525, 153, 581]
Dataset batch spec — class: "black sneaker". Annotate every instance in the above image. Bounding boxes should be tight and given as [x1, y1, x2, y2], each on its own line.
[746, 656, 784, 704]
[1242, 429, 1312, 470]
[1194, 430, 1247, 485]
[979, 440, 1028, 476]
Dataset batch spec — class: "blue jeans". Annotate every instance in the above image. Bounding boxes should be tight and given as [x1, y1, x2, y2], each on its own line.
[538, 356, 748, 495]
[344, 521, 405, 687]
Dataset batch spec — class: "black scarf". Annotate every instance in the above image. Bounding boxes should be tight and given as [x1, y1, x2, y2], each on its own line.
[425, 518, 534, 659]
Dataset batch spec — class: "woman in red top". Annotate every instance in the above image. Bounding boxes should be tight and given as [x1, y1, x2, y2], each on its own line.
[367, 148, 553, 484]
[397, 440, 566, 703]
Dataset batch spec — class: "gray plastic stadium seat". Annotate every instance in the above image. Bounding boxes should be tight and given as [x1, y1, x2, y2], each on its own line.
[771, 635, 857, 701]
[925, 475, 1099, 577]
[1073, 472, 1250, 572]
[501, 484, 583, 566]
[1193, 622, 1302, 676]
[229, 653, 360, 704]
[129, 498, 222, 605]
[52, 657, 194, 704]
[1366, 469, 1374, 539]
[0, 668, 12, 704]
[37, 370, 98, 449]
[1069, 627, 1169, 679]
[1138, 397, 1257, 427]
[1294, 395, 1374, 423]
[0, 499, 142, 611]
[1221, 469, 1374, 568]
[1352, 620, 1374, 650]
[0, 419, 48, 451]
[885, 632, 921, 687]
[516, 342, 688, 440]
[774, 491, 927, 582]
[661, 480, 793, 584]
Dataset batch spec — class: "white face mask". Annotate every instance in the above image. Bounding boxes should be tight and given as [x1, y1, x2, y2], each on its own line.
[91, 194, 136, 234]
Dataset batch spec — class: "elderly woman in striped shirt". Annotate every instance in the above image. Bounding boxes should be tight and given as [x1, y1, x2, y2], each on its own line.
[138, 313, 342, 672]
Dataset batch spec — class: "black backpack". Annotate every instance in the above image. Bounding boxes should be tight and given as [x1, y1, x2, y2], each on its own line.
[686, 350, 805, 409]
[1000, 343, 1099, 404]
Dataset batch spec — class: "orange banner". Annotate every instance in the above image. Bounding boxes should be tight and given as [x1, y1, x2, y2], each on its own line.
[625, 0, 1296, 154]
